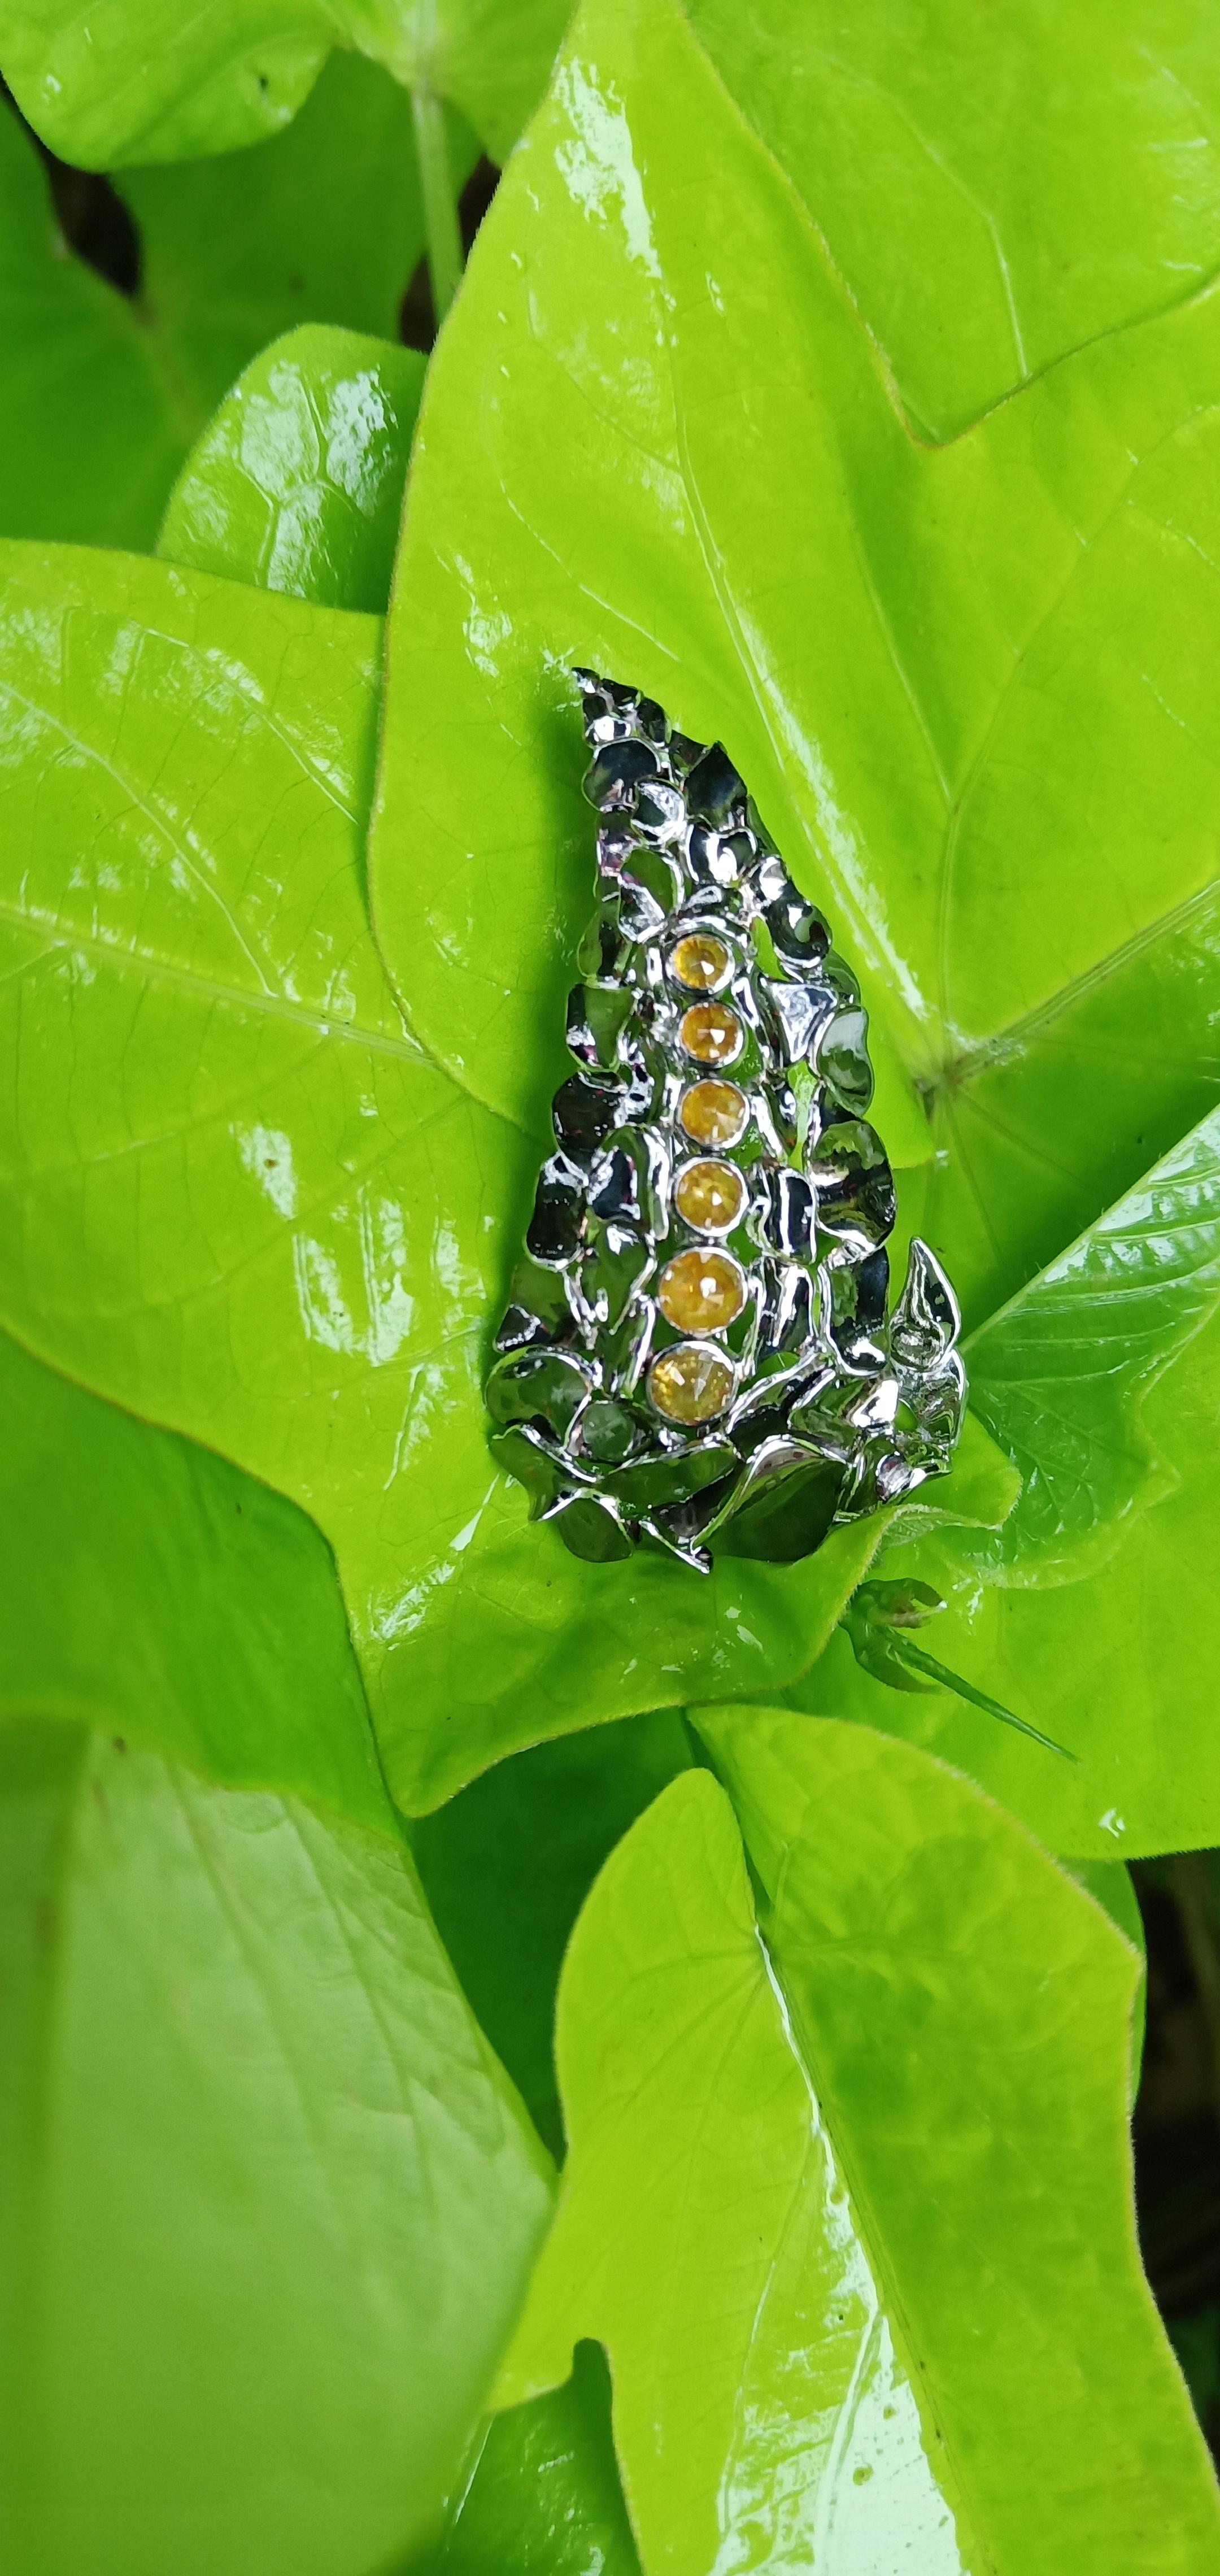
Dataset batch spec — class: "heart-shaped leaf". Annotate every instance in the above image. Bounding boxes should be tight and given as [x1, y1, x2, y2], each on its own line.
[368, 0, 1220, 1846]
[500, 1729, 1217, 2572]
[0, 1328, 552, 2574]
[158, 324, 425, 610]
[374, 0, 1220, 1334]
[0, 539, 883, 1810]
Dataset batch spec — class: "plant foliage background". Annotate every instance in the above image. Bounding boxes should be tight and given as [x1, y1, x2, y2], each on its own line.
[5, 1, 1220, 2569]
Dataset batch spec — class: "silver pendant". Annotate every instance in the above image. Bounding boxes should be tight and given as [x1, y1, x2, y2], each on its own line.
[486, 673, 965, 1571]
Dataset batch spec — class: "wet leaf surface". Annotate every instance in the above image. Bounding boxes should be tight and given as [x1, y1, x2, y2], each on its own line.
[158, 323, 425, 611]
[425, 2343, 641, 2575]
[0, 540, 880, 1810]
[377, 0, 1220, 1326]
[502, 1731, 1217, 2571]
[371, 0, 1220, 1845]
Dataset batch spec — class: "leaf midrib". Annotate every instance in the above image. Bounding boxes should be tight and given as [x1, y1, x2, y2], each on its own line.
[753, 1903, 1001, 2576]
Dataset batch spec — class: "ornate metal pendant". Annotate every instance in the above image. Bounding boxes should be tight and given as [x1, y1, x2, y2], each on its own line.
[486, 672, 965, 1571]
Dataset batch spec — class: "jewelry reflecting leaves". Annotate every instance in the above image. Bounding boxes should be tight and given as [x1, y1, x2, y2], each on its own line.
[487, 675, 967, 1570]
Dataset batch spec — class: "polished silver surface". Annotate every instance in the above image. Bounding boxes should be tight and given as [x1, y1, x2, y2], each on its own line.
[486, 673, 966, 1570]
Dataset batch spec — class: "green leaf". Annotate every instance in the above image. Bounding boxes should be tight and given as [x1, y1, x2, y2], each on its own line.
[968, 1107, 1220, 1560]
[502, 1735, 1218, 2571]
[426, 2343, 642, 2575]
[0, 1324, 385, 1820]
[1068, 1854, 1147, 1962]
[790, 1107, 1220, 1857]
[0, 103, 185, 548]
[685, 0, 1220, 441]
[0, 1329, 552, 2576]
[414, 1708, 692, 2157]
[373, 0, 1220, 1339]
[367, 0, 1220, 1848]
[1, 0, 569, 168]
[0, 539, 882, 1812]
[158, 324, 425, 611]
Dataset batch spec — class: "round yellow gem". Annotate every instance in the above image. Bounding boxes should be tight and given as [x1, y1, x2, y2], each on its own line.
[648, 1342, 736, 1425]
[670, 932, 731, 993]
[657, 1247, 746, 1335]
[679, 1078, 748, 1149]
[679, 1000, 743, 1067]
[674, 1158, 747, 1234]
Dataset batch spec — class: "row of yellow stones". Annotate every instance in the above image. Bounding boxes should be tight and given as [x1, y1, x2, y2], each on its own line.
[649, 931, 754, 1428]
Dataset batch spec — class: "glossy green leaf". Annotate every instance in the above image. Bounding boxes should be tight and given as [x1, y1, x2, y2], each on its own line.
[790, 1106, 1220, 1857]
[425, 2344, 641, 2576]
[0, 540, 883, 1812]
[414, 1708, 691, 2157]
[0, 1329, 552, 2576]
[1, 0, 569, 168]
[686, 0, 1220, 441]
[371, 0, 1220, 1847]
[375, 0, 1220, 1332]
[0, 103, 185, 548]
[158, 324, 425, 611]
[502, 1737, 1218, 2571]
[968, 1109, 1220, 1559]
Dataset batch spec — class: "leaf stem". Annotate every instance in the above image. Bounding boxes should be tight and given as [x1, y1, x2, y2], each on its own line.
[412, 85, 463, 328]
[892, 1638, 1077, 1763]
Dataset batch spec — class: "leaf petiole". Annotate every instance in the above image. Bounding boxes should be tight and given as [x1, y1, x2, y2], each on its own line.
[412, 85, 464, 326]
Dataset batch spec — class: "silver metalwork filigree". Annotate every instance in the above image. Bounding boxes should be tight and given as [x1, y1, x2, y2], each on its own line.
[486, 672, 965, 1570]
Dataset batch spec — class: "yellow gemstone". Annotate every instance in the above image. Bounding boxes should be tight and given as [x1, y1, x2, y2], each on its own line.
[679, 1078, 748, 1148]
[648, 1342, 736, 1425]
[657, 1247, 746, 1335]
[680, 1000, 743, 1067]
[675, 1157, 747, 1234]
[670, 932, 731, 993]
